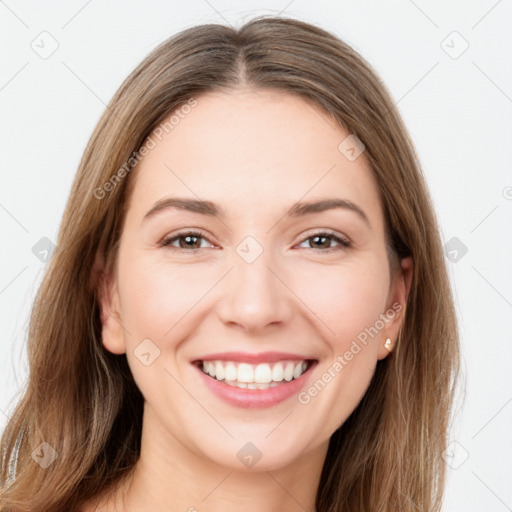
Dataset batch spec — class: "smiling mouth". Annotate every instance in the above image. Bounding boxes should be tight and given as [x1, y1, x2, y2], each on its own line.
[193, 359, 317, 389]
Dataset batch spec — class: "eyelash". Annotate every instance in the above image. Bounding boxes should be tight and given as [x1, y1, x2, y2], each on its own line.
[160, 229, 351, 254]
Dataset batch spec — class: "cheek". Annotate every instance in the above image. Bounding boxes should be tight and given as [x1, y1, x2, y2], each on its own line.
[116, 255, 207, 404]
[290, 259, 389, 347]
[117, 255, 210, 341]
[291, 264, 387, 428]
[118, 249, 390, 352]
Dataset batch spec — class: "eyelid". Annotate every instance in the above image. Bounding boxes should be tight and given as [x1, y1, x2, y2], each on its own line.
[160, 228, 215, 248]
[297, 228, 351, 245]
[160, 228, 351, 253]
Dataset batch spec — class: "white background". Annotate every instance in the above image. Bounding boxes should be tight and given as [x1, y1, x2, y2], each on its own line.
[1, 1, 511, 510]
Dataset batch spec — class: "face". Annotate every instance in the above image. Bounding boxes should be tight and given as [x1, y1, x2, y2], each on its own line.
[99, 88, 412, 472]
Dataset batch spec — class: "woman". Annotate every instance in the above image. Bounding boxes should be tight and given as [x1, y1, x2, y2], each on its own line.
[0, 15, 460, 512]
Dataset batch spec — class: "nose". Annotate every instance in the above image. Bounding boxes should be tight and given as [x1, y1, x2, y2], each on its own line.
[215, 246, 295, 334]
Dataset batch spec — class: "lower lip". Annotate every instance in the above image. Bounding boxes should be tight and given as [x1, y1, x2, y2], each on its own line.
[193, 362, 316, 409]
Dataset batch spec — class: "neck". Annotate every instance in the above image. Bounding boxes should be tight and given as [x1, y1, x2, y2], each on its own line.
[116, 404, 328, 512]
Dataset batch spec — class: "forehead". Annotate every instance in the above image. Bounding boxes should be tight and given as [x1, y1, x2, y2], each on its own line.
[125, 89, 384, 226]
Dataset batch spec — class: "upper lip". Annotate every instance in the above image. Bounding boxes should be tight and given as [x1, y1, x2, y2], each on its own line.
[191, 351, 317, 364]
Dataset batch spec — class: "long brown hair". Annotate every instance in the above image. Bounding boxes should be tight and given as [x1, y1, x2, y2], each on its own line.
[0, 16, 460, 511]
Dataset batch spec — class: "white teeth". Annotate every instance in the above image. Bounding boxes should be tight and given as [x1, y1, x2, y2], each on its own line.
[225, 362, 237, 381]
[272, 363, 284, 381]
[215, 361, 225, 381]
[293, 362, 304, 379]
[283, 362, 295, 381]
[237, 363, 254, 383]
[254, 363, 272, 383]
[223, 380, 283, 389]
[198, 359, 310, 385]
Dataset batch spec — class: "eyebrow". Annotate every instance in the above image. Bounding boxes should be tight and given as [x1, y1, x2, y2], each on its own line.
[143, 197, 371, 227]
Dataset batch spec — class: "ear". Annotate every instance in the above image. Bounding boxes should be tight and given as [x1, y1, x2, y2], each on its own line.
[95, 255, 126, 355]
[377, 256, 413, 360]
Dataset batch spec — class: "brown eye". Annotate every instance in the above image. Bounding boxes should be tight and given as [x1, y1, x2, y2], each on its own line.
[298, 231, 351, 253]
[159, 230, 350, 254]
[161, 231, 212, 250]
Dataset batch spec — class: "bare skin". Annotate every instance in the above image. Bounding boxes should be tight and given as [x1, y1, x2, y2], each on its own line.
[82, 88, 412, 512]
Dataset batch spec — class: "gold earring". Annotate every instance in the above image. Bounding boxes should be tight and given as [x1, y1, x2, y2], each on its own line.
[384, 338, 393, 352]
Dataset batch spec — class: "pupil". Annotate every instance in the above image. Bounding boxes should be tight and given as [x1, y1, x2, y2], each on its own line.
[313, 235, 329, 248]
[182, 235, 199, 248]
